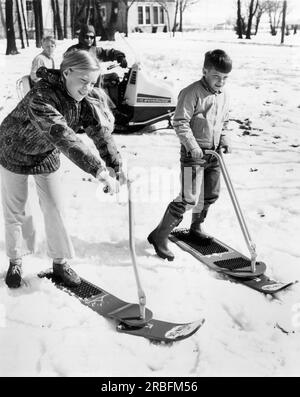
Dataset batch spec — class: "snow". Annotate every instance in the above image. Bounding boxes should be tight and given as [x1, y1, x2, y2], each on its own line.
[0, 30, 300, 377]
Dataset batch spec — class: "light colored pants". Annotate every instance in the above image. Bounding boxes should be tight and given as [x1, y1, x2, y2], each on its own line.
[0, 166, 74, 261]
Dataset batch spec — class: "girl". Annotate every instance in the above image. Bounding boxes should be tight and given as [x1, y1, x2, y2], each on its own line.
[0, 50, 122, 288]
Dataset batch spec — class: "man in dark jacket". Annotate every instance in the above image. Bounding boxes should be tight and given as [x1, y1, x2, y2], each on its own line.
[65, 24, 128, 68]
[65, 24, 128, 121]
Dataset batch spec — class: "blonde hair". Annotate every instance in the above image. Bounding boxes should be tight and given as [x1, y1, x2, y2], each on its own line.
[42, 36, 56, 46]
[61, 50, 114, 133]
[60, 49, 100, 73]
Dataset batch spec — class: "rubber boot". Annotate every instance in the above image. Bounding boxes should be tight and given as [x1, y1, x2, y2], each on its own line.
[5, 261, 23, 288]
[189, 213, 213, 245]
[148, 208, 182, 261]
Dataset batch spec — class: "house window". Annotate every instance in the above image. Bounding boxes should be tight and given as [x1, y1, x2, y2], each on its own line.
[138, 6, 143, 25]
[160, 6, 164, 24]
[145, 6, 151, 24]
[26, 0, 34, 30]
[26, 0, 33, 11]
[153, 6, 159, 25]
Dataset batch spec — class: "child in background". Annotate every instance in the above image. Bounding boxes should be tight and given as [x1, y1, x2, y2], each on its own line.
[30, 36, 56, 84]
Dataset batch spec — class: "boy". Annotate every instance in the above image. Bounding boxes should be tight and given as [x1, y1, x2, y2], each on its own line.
[30, 36, 56, 84]
[148, 49, 232, 261]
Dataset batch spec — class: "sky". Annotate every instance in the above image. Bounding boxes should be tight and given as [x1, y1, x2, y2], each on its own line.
[185, 0, 300, 26]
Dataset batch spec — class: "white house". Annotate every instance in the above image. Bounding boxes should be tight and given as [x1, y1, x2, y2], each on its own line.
[0, 0, 176, 39]
[127, 1, 175, 33]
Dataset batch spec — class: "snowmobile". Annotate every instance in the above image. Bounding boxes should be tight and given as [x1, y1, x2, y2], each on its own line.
[16, 61, 177, 134]
[103, 61, 177, 133]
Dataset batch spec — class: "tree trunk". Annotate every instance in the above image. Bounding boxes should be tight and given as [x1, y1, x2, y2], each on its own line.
[5, 0, 19, 55]
[20, 0, 29, 46]
[16, 0, 25, 48]
[85, 0, 91, 25]
[106, 1, 119, 41]
[236, 0, 243, 39]
[172, 0, 179, 36]
[33, 0, 43, 47]
[55, 0, 63, 39]
[246, 0, 256, 39]
[51, 0, 57, 38]
[63, 0, 68, 38]
[178, 0, 183, 32]
[280, 0, 287, 44]
[70, 0, 77, 38]
[124, 4, 129, 37]
[254, 10, 263, 35]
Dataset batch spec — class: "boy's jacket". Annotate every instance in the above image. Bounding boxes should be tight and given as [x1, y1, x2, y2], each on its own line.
[173, 77, 230, 165]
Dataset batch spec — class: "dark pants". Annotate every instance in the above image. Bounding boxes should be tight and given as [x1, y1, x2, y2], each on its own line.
[168, 154, 221, 222]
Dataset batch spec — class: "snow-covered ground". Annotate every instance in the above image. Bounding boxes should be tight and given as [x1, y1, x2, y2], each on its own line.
[0, 30, 300, 377]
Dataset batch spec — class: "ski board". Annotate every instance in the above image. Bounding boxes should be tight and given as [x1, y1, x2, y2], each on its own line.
[169, 229, 294, 294]
[38, 270, 205, 343]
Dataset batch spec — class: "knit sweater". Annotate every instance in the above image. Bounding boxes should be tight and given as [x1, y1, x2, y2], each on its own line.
[0, 68, 121, 176]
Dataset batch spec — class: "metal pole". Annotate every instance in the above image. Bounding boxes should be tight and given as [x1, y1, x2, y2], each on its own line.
[127, 179, 146, 320]
[206, 150, 257, 272]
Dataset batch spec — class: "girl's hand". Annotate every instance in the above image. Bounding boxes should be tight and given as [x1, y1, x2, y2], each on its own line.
[97, 169, 119, 195]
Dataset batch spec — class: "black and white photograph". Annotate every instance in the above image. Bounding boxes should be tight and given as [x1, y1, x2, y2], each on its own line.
[0, 0, 299, 379]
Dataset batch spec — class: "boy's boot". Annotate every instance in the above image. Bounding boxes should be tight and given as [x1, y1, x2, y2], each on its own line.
[5, 260, 23, 288]
[53, 261, 81, 287]
[147, 207, 182, 261]
[189, 212, 213, 245]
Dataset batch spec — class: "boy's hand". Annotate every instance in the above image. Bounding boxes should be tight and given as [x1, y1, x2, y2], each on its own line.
[219, 135, 232, 154]
[189, 147, 204, 160]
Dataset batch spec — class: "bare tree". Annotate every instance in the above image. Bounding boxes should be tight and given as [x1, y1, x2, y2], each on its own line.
[85, 0, 91, 24]
[254, 1, 268, 35]
[33, 0, 44, 47]
[280, 0, 287, 43]
[245, 0, 259, 38]
[120, 0, 136, 37]
[172, 0, 179, 34]
[20, 0, 29, 46]
[170, 0, 199, 33]
[106, 1, 119, 40]
[51, 0, 63, 39]
[236, 0, 244, 38]
[266, 0, 283, 35]
[157, 0, 172, 33]
[16, 0, 25, 48]
[63, 0, 68, 38]
[5, 0, 19, 55]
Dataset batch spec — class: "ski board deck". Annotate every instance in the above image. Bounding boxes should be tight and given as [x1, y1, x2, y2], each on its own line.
[38, 270, 205, 343]
[169, 229, 294, 294]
